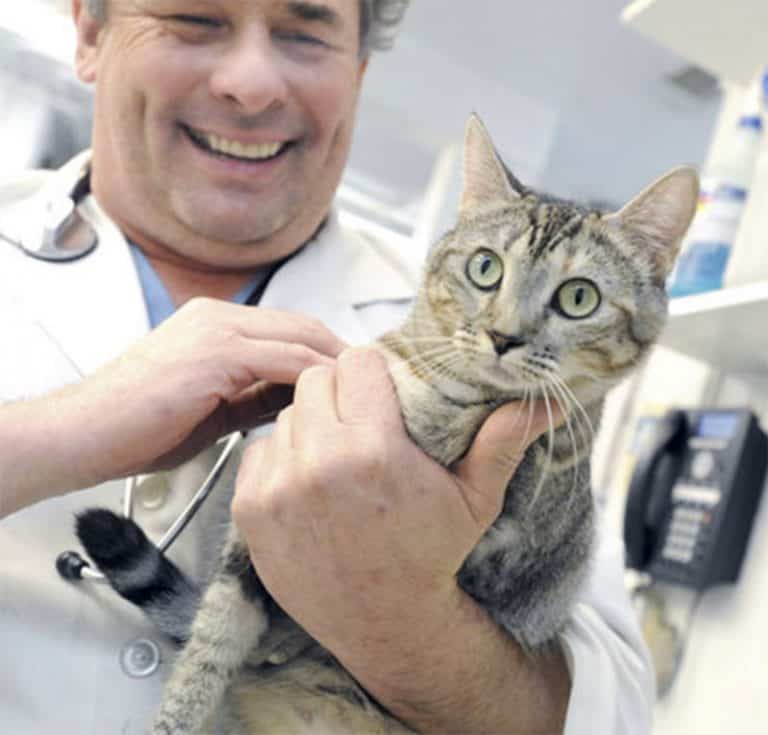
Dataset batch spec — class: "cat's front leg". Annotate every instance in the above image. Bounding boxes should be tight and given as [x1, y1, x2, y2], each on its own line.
[152, 531, 269, 735]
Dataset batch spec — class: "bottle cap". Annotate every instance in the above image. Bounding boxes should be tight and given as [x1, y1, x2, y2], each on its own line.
[737, 115, 763, 131]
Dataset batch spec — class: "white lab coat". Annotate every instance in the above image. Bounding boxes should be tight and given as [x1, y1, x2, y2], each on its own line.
[0, 153, 655, 734]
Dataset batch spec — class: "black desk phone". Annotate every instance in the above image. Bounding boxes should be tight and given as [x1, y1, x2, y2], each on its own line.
[623, 409, 767, 590]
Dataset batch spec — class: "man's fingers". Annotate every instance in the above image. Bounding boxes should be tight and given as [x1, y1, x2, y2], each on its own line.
[334, 347, 402, 428]
[456, 399, 564, 515]
[236, 305, 347, 358]
[227, 338, 337, 387]
[227, 383, 295, 432]
[291, 365, 339, 445]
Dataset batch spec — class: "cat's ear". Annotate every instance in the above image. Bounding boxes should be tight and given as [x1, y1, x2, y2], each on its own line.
[460, 114, 522, 218]
[604, 166, 700, 278]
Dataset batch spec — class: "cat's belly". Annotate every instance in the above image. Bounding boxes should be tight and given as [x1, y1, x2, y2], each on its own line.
[232, 655, 416, 735]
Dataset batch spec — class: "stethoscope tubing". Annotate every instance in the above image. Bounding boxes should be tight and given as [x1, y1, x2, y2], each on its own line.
[3, 165, 277, 584]
[61, 432, 242, 583]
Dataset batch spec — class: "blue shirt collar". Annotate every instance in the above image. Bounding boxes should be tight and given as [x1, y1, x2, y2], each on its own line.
[128, 243, 268, 328]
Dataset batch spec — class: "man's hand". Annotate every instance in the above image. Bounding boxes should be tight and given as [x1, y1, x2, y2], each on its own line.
[233, 346, 555, 632]
[232, 346, 569, 733]
[0, 299, 345, 517]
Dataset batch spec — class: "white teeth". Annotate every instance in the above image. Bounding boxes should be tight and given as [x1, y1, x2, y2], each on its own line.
[201, 132, 284, 160]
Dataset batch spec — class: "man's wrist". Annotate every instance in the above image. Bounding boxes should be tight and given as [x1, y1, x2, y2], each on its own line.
[334, 585, 571, 734]
[0, 383, 121, 518]
[0, 393, 78, 516]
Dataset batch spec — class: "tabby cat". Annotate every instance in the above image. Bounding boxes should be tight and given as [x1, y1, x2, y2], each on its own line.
[75, 114, 699, 734]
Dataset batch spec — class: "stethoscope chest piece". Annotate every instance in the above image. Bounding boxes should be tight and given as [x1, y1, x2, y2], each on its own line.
[0, 164, 98, 262]
[15, 192, 97, 262]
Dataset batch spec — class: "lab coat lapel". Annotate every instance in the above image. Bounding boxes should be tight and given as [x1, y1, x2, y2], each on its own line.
[259, 213, 416, 346]
[27, 157, 149, 377]
[25, 157, 414, 375]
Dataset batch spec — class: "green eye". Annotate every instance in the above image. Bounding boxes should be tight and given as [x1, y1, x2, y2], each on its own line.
[466, 250, 504, 290]
[554, 279, 601, 319]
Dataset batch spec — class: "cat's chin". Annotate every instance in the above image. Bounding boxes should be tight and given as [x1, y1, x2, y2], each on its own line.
[470, 361, 534, 396]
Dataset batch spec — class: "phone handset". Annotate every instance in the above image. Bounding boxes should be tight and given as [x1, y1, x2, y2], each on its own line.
[624, 409, 689, 571]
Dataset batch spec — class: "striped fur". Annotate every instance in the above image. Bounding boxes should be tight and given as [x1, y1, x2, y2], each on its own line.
[75, 115, 699, 733]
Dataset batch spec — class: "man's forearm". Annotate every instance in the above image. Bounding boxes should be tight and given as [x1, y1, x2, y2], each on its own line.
[0, 388, 114, 518]
[0, 398, 90, 518]
[336, 588, 571, 734]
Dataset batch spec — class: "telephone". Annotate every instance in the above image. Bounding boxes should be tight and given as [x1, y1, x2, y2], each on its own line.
[623, 408, 768, 590]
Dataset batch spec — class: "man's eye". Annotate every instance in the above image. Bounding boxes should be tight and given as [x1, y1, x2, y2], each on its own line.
[172, 15, 222, 28]
[276, 31, 326, 47]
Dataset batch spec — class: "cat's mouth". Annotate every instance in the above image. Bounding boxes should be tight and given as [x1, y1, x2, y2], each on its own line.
[470, 352, 564, 395]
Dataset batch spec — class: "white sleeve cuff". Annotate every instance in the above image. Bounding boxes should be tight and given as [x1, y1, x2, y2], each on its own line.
[558, 527, 656, 734]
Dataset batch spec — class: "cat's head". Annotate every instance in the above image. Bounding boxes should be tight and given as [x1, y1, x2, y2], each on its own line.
[404, 114, 699, 406]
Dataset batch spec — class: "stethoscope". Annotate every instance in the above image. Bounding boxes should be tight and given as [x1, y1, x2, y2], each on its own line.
[0, 166, 245, 583]
[0, 159, 98, 262]
[56, 433, 243, 582]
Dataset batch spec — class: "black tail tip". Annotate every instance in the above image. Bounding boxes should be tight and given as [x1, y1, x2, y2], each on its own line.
[75, 508, 151, 567]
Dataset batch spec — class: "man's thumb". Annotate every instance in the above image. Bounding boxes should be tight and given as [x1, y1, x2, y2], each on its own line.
[456, 399, 561, 513]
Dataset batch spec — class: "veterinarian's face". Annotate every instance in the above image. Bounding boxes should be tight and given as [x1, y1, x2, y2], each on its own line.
[74, 0, 367, 267]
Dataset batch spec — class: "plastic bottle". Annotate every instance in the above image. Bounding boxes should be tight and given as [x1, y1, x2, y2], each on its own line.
[668, 90, 763, 298]
[724, 69, 768, 289]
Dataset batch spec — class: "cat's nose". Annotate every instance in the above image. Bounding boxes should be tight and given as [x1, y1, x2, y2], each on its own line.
[488, 330, 526, 356]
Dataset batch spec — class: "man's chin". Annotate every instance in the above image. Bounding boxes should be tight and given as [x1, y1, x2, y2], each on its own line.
[174, 210, 315, 264]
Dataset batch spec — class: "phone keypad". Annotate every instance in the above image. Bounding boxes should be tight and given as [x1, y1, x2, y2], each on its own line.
[655, 498, 716, 584]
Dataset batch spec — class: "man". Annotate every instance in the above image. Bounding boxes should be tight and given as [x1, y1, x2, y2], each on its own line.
[0, 1, 654, 733]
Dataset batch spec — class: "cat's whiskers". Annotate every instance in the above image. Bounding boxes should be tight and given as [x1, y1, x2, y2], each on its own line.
[547, 373, 591, 457]
[546, 378, 584, 463]
[525, 353, 594, 455]
[542, 371, 601, 533]
[518, 388, 538, 464]
[425, 352, 479, 385]
[505, 385, 535, 433]
[529, 382, 556, 509]
[519, 360, 584, 509]
[383, 344, 469, 385]
[543, 380, 583, 522]
[550, 370, 595, 443]
[393, 334, 455, 345]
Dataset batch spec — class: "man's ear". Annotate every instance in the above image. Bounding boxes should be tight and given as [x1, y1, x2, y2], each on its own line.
[72, 0, 104, 84]
[356, 57, 369, 87]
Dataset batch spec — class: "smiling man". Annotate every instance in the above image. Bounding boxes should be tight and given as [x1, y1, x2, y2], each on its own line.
[82, 0, 371, 297]
[0, 1, 654, 734]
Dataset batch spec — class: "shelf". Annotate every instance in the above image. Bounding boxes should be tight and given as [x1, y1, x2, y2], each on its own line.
[660, 281, 768, 373]
[622, 0, 768, 85]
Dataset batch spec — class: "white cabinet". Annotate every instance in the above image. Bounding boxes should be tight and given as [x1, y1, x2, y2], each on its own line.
[622, 0, 768, 85]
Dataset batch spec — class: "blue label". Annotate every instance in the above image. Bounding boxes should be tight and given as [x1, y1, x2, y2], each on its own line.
[668, 241, 731, 297]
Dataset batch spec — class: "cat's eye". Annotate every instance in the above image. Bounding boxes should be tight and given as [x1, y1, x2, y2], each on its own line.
[553, 279, 601, 319]
[466, 250, 504, 291]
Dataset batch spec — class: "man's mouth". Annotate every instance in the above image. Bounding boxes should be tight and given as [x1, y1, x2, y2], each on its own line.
[183, 124, 291, 162]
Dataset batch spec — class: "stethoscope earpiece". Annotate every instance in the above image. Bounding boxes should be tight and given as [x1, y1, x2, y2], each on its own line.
[55, 550, 92, 581]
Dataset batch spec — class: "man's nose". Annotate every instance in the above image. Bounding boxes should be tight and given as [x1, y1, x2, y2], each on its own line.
[209, 30, 289, 112]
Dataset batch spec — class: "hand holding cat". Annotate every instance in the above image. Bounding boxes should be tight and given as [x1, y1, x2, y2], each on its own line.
[0, 299, 344, 518]
[232, 345, 558, 686]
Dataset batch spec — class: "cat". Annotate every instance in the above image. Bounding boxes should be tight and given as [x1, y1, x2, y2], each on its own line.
[74, 114, 699, 734]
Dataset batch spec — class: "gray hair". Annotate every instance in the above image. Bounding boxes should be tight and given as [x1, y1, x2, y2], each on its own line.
[360, 0, 410, 52]
[85, 1, 409, 54]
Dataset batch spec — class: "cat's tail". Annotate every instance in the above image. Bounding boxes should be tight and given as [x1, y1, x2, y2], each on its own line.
[75, 508, 202, 644]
